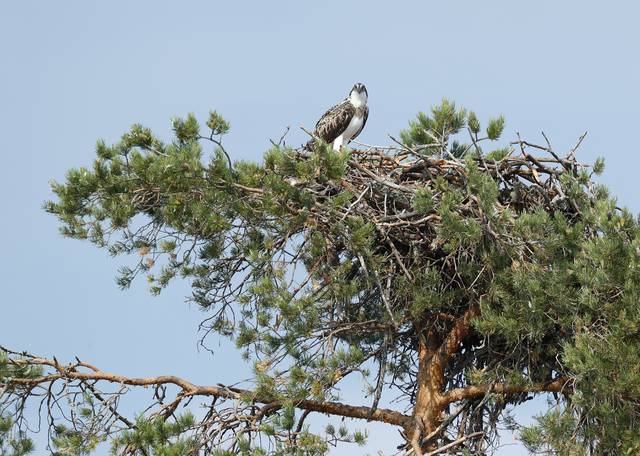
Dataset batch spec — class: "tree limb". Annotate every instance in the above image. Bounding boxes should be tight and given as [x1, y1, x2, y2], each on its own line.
[441, 376, 571, 407]
[3, 351, 410, 428]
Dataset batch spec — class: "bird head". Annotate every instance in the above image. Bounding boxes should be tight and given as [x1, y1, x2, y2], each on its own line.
[349, 83, 368, 107]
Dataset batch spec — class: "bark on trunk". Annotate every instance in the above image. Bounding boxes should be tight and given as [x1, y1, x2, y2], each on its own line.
[407, 304, 481, 454]
[407, 328, 445, 453]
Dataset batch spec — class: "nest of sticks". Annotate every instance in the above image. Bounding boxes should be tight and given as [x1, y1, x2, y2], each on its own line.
[282, 132, 595, 327]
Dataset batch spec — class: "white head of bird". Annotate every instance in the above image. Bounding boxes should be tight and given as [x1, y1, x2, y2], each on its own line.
[349, 83, 368, 108]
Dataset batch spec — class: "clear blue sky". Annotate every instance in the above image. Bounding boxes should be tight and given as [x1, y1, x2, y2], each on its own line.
[2, 1, 639, 454]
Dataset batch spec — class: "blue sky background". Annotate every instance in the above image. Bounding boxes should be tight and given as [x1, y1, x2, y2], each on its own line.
[1, 1, 639, 454]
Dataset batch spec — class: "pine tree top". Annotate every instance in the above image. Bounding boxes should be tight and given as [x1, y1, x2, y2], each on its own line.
[3, 101, 639, 454]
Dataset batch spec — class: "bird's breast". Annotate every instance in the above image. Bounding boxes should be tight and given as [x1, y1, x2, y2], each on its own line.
[342, 115, 364, 141]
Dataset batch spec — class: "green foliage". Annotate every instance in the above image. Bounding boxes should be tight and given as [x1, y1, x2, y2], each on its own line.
[172, 113, 200, 143]
[0, 349, 44, 391]
[0, 415, 33, 456]
[206, 110, 230, 136]
[411, 188, 434, 214]
[400, 98, 467, 150]
[400, 99, 505, 158]
[0, 353, 43, 454]
[467, 111, 480, 134]
[121, 124, 165, 154]
[485, 147, 509, 161]
[486, 115, 505, 140]
[33, 105, 640, 455]
[520, 409, 588, 456]
[110, 414, 197, 456]
[325, 424, 367, 447]
[265, 143, 349, 183]
[593, 156, 605, 175]
[51, 424, 101, 456]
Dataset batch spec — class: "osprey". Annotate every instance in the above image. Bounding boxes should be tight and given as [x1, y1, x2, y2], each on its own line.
[311, 83, 369, 151]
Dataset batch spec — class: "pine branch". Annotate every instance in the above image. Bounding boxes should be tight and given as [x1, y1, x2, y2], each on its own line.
[442, 376, 571, 407]
[2, 349, 410, 428]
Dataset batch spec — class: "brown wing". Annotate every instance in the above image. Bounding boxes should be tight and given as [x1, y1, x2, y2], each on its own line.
[352, 105, 369, 141]
[314, 100, 355, 143]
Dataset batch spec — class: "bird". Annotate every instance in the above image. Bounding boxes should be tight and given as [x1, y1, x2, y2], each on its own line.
[309, 83, 369, 151]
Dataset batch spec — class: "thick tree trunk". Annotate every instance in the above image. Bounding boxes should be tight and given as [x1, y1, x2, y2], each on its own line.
[408, 327, 445, 452]
[407, 304, 481, 454]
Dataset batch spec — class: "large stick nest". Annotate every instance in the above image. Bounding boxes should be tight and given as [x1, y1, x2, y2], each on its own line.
[278, 133, 596, 332]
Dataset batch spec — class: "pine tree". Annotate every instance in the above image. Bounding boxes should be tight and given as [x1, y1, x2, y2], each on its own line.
[2, 101, 639, 455]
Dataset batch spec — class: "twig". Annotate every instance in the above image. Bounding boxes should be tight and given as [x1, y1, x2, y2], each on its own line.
[270, 126, 290, 147]
[425, 431, 483, 456]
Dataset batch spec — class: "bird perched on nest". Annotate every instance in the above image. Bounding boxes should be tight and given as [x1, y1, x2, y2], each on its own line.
[307, 83, 369, 151]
